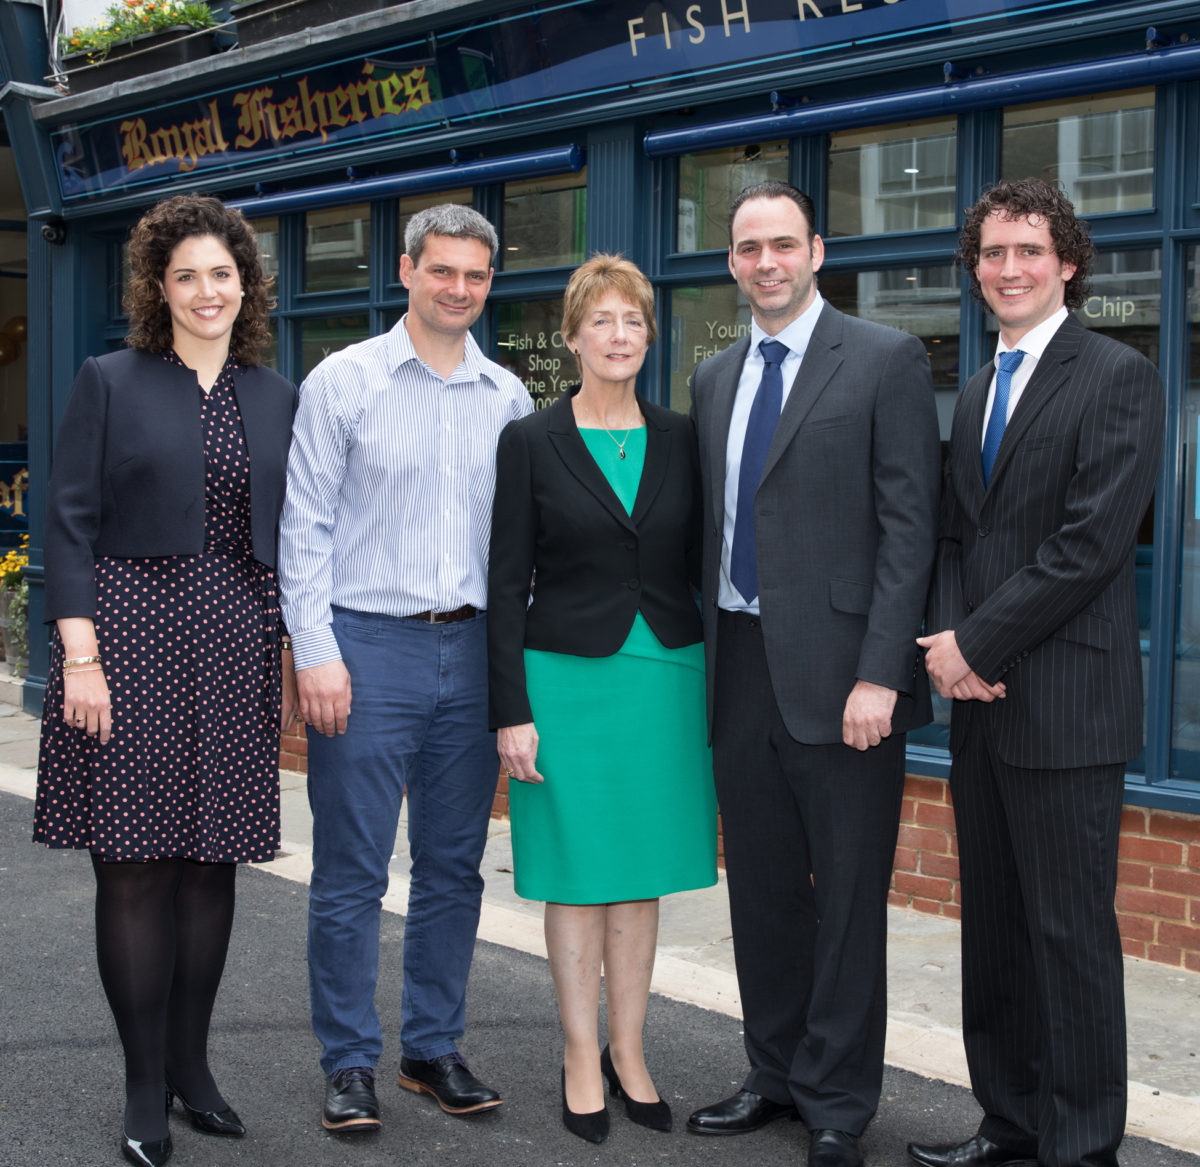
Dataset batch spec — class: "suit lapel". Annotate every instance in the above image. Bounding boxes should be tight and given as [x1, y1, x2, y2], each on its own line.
[630, 399, 670, 526]
[762, 303, 843, 482]
[545, 390, 636, 531]
[984, 315, 1081, 491]
[707, 337, 750, 532]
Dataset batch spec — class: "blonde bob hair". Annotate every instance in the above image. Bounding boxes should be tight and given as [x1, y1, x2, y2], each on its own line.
[561, 254, 658, 374]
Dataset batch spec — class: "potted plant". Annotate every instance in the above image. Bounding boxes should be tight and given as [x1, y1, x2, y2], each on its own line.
[0, 535, 29, 676]
[58, 0, 219, 93]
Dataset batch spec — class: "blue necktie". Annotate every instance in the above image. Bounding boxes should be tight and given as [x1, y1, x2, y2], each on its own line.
[981, 349, 1025, 485]
[730, 339, 789, 604]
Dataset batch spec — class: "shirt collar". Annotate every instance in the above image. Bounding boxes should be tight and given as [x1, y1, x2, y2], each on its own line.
[994, 305, 1068, 366]
[388, 314, 501, 389]
[750, 292, 824, 359]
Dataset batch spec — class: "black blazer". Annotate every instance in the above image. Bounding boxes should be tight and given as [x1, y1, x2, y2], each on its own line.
[487, 388, 703, 729]
[928, 314, 1164, 768]
[44, 347, 298, 622]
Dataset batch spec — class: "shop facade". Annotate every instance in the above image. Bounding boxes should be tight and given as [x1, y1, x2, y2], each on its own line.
[2, 0, 1200, 963]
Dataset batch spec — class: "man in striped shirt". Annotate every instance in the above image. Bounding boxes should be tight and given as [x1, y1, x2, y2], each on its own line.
[279, 204, 533, 1135]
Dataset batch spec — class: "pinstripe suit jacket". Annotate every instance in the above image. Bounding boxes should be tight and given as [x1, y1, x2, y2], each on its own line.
[928, 314, 1164, 769]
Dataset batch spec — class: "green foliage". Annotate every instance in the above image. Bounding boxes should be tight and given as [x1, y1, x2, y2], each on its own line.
[60, 0, 216, 61]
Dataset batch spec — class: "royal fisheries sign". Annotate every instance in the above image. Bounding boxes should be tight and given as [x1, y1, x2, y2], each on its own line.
[52, 0, 1118, 199]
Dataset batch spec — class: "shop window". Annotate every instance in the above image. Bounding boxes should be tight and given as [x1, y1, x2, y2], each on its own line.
[494, 298, 571, 410]
[501, 172, 586, 272]
[397, 189, 473, 269]
[300, 314, 369, 378]
[676, 142, 788, 254]
[666, 282, 749, 414]
[261, 318, 279, 372]
[1172, 247, 1200, 785]
[304, 204, 370, 293]
[1002, 89, 1154, 216]
[252, 217, 280, 284]
[826, 118, 956, 239]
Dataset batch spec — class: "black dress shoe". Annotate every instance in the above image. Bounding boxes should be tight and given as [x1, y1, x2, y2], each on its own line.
[166, 1083, 246, 1137]
[121, 1131, 173, 1167]
[686, 1089, 796, 1135]
[561, 1066, 610, 1144]
[398, 1053, 502, 1114]
[323, 1067, 381, 1132]
[600, 1044, 672, 1132]
[811, 1129, 864, 1167]
[907, 1134, 1037, 1167]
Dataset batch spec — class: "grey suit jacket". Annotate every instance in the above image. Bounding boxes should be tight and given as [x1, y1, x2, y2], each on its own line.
[927, 313, 1164, 769]
[691, 302, 941, 745]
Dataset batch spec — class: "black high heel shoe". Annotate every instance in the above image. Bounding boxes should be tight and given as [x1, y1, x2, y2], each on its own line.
[561, 1066, 609, 1144]
[121, 1130, 173, 1167]
[600, 1044, 672, 1132]
[166, 1082, 246, 1138]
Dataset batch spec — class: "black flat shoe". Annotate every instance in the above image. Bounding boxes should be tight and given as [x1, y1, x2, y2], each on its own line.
[323, 1066, 382, 1132]
[811, 1128, 864, 1167]
[121, 1130, 173, 1167]
[561, 1066, 609, 1144]
[686, 1088, 797, 1135]
[166, 1083, 246, 1138]
[398, 1053, 502, 1115]
[599, 1044, 672, 1132]
[907, 1134, 1038, 1167]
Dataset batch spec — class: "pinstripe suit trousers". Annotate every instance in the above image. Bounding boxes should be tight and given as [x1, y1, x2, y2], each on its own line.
[950, 712, 1127, 1167]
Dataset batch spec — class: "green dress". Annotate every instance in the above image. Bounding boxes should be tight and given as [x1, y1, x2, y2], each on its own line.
[510, 427, 718, 904]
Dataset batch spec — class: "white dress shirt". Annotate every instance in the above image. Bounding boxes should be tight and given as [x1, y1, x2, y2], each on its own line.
[279, 315, 533, 670]
[981, 305, 1069, 442]
[719, 293, 825, 613]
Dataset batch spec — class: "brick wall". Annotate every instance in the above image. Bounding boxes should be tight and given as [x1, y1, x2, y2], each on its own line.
[282, 739, 1198, 972]
[891, 773, 1200, 973]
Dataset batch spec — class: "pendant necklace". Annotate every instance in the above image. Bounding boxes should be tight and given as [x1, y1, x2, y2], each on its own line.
[604, 426, 633, 459]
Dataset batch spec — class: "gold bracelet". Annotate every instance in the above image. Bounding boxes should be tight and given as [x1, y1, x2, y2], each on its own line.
[63, 655, 102, 667]
[280, 635, 293, 652]
[64, 665, 104, 675]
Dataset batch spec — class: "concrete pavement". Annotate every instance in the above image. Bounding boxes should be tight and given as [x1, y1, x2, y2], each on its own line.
[2, 701, 1198, 1164]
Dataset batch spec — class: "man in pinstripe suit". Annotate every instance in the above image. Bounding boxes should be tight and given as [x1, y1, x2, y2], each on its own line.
[911, 179, 1164, 1167]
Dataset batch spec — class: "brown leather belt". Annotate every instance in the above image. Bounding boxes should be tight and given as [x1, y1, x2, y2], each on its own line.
[404, 604, 480, 624]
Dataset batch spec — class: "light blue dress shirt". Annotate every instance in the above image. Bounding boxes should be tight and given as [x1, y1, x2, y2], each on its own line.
[279, 315, 534, 670]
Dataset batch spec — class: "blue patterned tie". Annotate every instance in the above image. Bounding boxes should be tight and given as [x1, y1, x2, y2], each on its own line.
[730, 338, 789, 604]
[981, 349, 1025, 485]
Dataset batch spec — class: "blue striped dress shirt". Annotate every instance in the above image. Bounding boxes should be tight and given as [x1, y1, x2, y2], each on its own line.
[279, 315, 534, 670]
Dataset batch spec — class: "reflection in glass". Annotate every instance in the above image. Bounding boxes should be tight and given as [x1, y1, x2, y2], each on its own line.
[1172, 247, 1200, 783]
[494, 299, 572, 411]
[677, 142, 788, 253]
[501, 172, 586, 272]
[667, 283, 751, 413]
[827, 119, 956, 238]
[252, 217, 280, 283]
[1002, 89, 1154, 216]
[305, 204, 370, 293]
[397, 189, 473, 270]
[300, 315, 369, 378]
[261, 318, 279, 372]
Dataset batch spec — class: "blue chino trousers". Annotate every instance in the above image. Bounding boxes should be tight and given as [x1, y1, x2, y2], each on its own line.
[306, 607, 497, 1075]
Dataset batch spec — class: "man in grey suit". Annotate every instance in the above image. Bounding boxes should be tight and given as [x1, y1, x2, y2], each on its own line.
[686, 181, 941, 1167]
[911, 179, 1164, 1167]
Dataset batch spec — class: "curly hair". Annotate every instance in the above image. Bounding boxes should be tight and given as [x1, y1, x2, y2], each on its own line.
[956, 178, 1094, 311]
[124, 194, 274, 364]
[561, 254, 658, 378]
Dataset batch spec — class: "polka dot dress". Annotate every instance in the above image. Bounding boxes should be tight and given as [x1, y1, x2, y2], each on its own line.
[34, 353, 282, 863]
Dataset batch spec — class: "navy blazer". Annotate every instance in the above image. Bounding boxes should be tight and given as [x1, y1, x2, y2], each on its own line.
[487, 388, 703, 729]
[44, 347, 298, 622]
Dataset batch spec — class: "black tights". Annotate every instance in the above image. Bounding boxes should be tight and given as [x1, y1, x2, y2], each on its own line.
[91, 856, 236, 1140]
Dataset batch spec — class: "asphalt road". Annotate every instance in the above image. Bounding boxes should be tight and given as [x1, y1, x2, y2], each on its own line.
[3, 789, 1196, 1167]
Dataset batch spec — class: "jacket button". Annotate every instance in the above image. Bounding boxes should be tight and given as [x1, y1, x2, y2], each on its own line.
[628, 578, 640, 589]
[966, 601, 975, 612]
[625, 540, 635, 551]
[977, 525, 989, 537]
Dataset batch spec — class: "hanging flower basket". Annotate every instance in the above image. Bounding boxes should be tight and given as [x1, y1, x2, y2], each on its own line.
[231, 0, 389, 47]
[61, 26, 216, 91]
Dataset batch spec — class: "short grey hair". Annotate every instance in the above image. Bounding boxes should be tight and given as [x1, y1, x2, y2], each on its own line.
[404, 204, 499, 266]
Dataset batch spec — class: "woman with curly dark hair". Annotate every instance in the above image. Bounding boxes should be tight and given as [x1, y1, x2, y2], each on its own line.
[33, 193, 298, 1167]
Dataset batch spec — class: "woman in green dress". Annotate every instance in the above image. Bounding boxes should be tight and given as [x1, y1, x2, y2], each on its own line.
[488, 255, 717, 1145]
